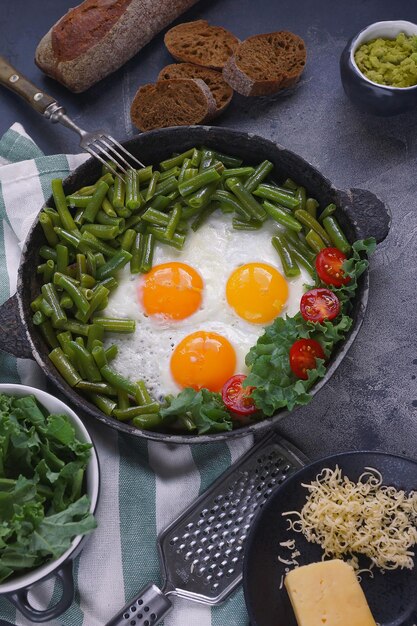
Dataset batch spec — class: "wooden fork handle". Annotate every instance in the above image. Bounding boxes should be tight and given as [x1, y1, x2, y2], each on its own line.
[0, 56, 57, 115]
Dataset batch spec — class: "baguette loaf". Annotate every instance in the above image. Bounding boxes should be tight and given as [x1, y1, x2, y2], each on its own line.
[158, 63, 233, 116]
[223, 32, 307, 96]
[130, 78, 217, 131]
[35, 0, 199, 93]
[164, 20, 239, 69]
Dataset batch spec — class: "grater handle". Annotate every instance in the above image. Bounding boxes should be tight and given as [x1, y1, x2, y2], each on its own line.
[105, 582, 173, 626]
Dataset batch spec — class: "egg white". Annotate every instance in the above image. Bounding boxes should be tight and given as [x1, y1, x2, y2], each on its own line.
[102, 213, 309, 400]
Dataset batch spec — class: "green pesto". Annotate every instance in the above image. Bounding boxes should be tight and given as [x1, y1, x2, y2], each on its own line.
[355, 32, 417, 87]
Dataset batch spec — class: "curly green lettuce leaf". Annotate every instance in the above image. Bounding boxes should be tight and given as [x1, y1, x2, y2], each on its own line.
[161, 388, 233, 434]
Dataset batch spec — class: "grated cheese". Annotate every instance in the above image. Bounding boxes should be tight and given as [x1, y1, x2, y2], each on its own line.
[283, 465, 417, 572]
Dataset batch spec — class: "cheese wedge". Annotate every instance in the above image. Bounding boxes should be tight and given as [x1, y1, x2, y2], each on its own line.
[284, 560, 377, 626]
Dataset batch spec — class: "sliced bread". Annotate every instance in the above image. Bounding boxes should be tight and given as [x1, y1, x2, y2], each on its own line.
[223, 31, 307, 96]
[130, 78, 217, 131]
[164, 20, 239, 70]
[158, 63, 233, 116]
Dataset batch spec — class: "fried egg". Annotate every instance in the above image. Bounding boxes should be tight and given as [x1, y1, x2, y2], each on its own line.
[102, 213, 308, 400]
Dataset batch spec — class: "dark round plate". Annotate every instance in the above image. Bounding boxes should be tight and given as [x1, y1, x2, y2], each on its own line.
[243, 451, 417, 626]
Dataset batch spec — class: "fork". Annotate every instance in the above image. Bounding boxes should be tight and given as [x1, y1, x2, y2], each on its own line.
[0, 56, 144, 180]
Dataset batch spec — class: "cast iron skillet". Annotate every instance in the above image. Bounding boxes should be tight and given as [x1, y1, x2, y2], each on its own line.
[0, 126, 391, 443]
[243, 451, 417, 626]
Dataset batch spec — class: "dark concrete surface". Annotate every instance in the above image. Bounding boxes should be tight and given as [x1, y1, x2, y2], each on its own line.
[1, 1, 417, 625]
[1, 1, 417, 460]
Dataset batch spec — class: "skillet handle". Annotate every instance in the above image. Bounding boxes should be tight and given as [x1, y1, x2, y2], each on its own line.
[337, 187, 391, 244]
[0, 293, 33, 359]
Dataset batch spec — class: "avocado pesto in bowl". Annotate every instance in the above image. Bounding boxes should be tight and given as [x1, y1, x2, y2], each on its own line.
[355, 32, 417, 88]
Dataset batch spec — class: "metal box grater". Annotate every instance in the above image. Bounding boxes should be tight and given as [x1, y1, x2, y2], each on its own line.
[106, 432, 307, 626]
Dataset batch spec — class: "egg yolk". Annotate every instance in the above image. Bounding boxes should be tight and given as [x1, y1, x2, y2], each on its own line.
[226, 262, 288, 323]
[170, 331, 236, 392]
[141, 262, 203, 320]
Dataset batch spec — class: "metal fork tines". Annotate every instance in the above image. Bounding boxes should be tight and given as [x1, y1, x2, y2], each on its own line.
[44, 102, 145, 179]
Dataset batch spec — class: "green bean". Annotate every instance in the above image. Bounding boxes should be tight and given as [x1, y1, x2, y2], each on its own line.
[319, 203, 337, 222]
[82, 181, 109, 224]
[80, 273, 96, 289]
[42, 260, 55, 283]
[222, 166, 255, 180]
[119, 228, 136, 252]
[33, 310, 47, 325]
[31, 295, 44, 312]
[53, 272, 79, 287]
[99, 173, 114, 187]
[146, 226, 185, 250]
[253, 184, 299, 209]
[132, 413, 163, 429]
[102, 161, 118, 176]
[79, 231, 117, 257]
[76, 253, 87, 280]
[185, 182, 217, 209]
[65, 194, 93, 208]
[282, 178, 298, 191]
[39, 245, 58, 262]
[139, 233, 155, 273]
[114, 403, 160, 422]
[101, 197, 118, 218]
[271, 235, 300, 278]
[54, 227, 81, 249]
[115, 206, 132, 219]
[150, 195, 171, 212]
[55, 244, 68, 275]
[178, 158, 191, 185]
[130, 232, 144, 274]
[182, 168, 198, 182]
[92, 345, 107, 370]
[165, 205, 182, 240]
[51, 179, 76, 231]
[100, 365, 141, 402]
[179, 166, 221, 197]
[137, 166, 153, 183]
[81, 224, 119, 240]
[213, 151, 242, 168]
[76, 184, 97, 196]
[49, 347, 81, 387]
[39, 213, 59, 246]
[296, 186, 307, 211]
[294, 209, 332, 246]
[125, 169, 142, 210]
[144, 171, 160, 202]
[86, 251, 97, 278]
[93, 317, 136, 333]
[136, 379, 152, 405]
[198, 148, 215, 172]
[287, 243, 315, 277]
[87, 323, 104, 351]
[159, 148, 195, 171]
[263, 200, 303, 232]
[88, 393, 117, 415]
[225, 177, 267, 222]
[191, 206, 216, 231]
[180, 205, 201, 220]
[154, 175, 178, 197]
[57, 331, 75, 361]
[232, 218, 263, 231]
[244, 160, 274, 193]
[117, 390, 130, 411]
[105, 344, 118, 362]
[43, 207, 61, 227]
[80, 285, 110, 322]
[41, 283, 67, 328]
[60, 294, 73, 310]
[39, 298, 53, 317]
[95, 249, 132, 281]
[211, 189, 251, 221]
[69, 341, 101, 382]
[39, 320, 59, 349]
[94, 252, 106, 266]
[322, 216, 351, 254]
[305, 229, 326, 253]
[159, 166, 181, 182]
[306, 197, 319, 219]
[141, 208, 169, 227]
[77, 381, 116, 396]
[124, 214, 143, 231]
[94, 277, 118, 293]
[189, 148, 201, 167]
[61, 319, 90, 336]
[56, 273, 90, 318]
[73, 208, 84, 227]
[112, 176, 125, 209]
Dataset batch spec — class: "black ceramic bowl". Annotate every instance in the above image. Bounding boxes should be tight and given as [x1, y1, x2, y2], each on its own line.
[0, 126, 390, 444]
[340, 20, 417, 116]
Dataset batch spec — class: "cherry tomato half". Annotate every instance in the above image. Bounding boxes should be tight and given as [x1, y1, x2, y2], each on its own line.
[315, 247, 350, 287]
[289, 339, 325, 380]
[222, 374, 257, 416]
[300, 288, 341, 323]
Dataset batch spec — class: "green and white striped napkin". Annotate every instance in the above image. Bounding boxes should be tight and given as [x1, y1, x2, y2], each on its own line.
[0, 123, 253, 626]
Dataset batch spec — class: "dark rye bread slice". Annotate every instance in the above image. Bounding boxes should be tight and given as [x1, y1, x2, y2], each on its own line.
[223, 31, 307, 97]
[164, 20, 239, 70]
[130, 78, 217, 131]
[158, 63, 233, 117]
